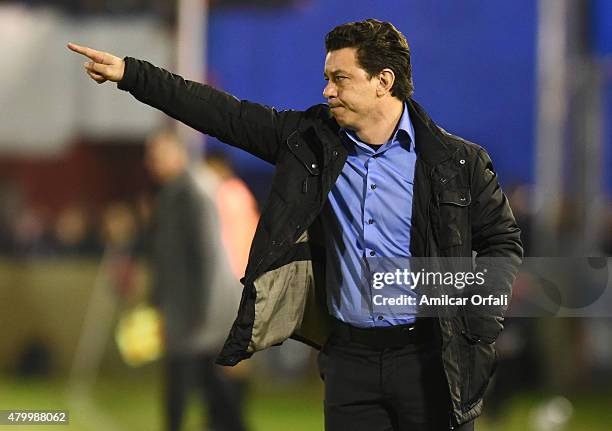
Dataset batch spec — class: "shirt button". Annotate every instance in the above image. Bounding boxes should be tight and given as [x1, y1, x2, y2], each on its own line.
[370, 184, 377, 190]
[333, 150, 338, 157]
[369, 250, 376, 256]
[377, 315, 384, 321]
[368, 218, 374, 224]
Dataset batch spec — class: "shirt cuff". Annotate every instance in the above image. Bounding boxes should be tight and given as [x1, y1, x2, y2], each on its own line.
[117, 57, 137, 91]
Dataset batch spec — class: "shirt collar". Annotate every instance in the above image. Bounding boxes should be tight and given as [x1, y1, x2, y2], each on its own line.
[395, 102, 415, 151]
[341, 102, 415, 153]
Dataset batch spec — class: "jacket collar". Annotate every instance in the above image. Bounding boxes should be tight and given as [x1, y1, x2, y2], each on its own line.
[406, 99, 456, 167]
[313, 99, 455, 167]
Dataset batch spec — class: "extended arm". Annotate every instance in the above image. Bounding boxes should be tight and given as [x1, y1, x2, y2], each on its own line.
[67, 43, 302, 164]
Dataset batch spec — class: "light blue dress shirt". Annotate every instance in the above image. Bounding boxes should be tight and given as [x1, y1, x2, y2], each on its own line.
[321, 103, 417, 328]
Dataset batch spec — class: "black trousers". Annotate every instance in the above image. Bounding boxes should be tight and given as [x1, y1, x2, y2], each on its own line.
[317, 331, 474, 431]
[164, 352, 247, 431]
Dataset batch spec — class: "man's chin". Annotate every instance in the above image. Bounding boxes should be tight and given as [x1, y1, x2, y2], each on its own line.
[330, 110, 348, 126]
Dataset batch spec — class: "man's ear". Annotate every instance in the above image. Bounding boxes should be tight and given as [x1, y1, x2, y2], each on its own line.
[376, 68, 395, 97]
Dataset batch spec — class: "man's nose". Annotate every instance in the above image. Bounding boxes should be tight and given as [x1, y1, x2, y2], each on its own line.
[323, 82, 336, 99]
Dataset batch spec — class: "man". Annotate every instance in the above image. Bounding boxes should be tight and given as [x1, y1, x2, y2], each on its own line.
[145, 131, 247, 431]
[69, 18, 522, 430]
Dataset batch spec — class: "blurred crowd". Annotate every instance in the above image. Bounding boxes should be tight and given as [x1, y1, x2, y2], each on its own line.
[0, 189, 150, 258]
[506, 185, 612, 257]
[2, 178, 611, 259]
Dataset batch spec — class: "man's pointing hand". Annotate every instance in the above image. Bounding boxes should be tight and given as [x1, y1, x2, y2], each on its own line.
[67, 42, 125, 84]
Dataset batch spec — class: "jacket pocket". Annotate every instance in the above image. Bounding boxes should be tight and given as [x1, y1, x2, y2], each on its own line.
[286, 131, 321, 175]
[438, 189, 471, 207]
[464, 314, 503, 344]
[458, 330, 497, 411]
[436, 188, 471, 249]
[271, 131, 321, 202]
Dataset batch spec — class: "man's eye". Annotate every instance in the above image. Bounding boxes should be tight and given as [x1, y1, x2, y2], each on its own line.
[336, 76, 347, 81]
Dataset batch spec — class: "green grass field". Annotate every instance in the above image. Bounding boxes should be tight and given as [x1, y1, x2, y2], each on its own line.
[0, 373, 611, 430]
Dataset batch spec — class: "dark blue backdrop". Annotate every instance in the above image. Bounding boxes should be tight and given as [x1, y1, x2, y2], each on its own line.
[593, 0, 612, 195]
[206, 0, 538, 192]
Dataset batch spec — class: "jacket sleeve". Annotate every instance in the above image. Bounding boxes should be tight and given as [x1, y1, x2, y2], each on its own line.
[117, 57, 302, 164]
[466, 148, 523, 342]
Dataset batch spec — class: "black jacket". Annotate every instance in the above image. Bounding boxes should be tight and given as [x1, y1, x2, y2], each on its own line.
[150, 172, 211, 354]
[119, 57, 523, 427]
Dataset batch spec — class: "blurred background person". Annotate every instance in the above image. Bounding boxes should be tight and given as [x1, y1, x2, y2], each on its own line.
[52, 203, 100, 256]
[145, 130, 247, 431]
[202, 151, 259, 282]
[100, 201, 141, 299]
[196, 151, 260, 414]
[11, 204, 54, 258]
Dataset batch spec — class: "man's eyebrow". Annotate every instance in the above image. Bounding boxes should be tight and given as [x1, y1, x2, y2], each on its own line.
[324, 69, 350, 78]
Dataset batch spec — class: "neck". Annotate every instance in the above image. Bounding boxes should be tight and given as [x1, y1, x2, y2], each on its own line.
[160, 166, 186, 184]
[353, 98, 404, 146]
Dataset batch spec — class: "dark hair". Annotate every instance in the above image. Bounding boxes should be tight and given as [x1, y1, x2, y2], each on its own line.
[325, 19, 414, 100]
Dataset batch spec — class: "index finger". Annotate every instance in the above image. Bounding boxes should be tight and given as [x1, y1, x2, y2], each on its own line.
[67, 42, 106, 63]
